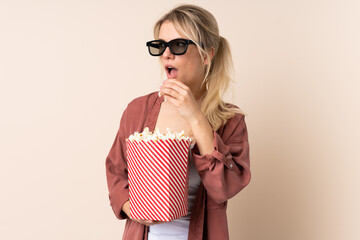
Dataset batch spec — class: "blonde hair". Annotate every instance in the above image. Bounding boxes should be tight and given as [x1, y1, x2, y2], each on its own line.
[154, 4, 242, 131]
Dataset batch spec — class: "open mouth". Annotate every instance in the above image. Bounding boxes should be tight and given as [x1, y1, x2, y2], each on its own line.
[167, 66, 174, 74]
[165, 66, 178, 78]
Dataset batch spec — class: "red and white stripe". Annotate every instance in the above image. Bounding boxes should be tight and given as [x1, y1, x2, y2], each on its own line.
[126, 139, 191, 221]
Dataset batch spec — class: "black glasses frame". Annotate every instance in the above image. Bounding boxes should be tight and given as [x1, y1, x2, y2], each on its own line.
[146, 38, 196, 56]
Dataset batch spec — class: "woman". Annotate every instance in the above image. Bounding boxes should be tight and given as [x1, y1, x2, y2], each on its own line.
[106, 4, 251, 240]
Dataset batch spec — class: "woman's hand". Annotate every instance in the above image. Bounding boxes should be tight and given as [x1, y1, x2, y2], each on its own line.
[160, 79, 214, 156]
[159, 79, 202, 126]
[122, 200, 165, 226]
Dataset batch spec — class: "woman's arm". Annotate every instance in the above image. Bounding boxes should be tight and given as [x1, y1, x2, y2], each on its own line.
[105, 127, 130, 219]
[188, 109, 216, 156]
[191, 114, 251, 204]
[160, 79, 251, 203]
[105, 107, 133, 219]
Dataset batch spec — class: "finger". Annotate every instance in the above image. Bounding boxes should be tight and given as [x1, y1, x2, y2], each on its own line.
[140, 219, 154, 226]
[160, 87, 183, 101]
[163, 79, 189, 94]
[163, 93, 181, 107]
[151, 220, 165, 225]
[164, 79, 189, 90]
[132, 218, 152, 225]
[145, 220, 154, 226]
[161, 80, 191, 100]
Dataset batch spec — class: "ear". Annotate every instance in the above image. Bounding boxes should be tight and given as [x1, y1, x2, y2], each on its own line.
[203, 47, 215, 65]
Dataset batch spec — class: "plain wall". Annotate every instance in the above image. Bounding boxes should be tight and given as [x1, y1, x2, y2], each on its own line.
[0, 0, 359, 239]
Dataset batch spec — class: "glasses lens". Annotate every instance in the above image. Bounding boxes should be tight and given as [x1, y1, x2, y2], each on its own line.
[170, 39, 187, 55]
[148, 41, 165, 56]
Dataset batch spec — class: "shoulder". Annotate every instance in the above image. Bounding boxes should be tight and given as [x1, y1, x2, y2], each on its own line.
[124, 91, 159, 114]
[224, 102, 246, 123]
[219, 103, 247, 142]
[118, 91, 159, 138]
[127, 91, 159, 108]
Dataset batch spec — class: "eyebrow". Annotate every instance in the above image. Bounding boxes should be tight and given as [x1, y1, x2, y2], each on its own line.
[156, 38, 185, 42]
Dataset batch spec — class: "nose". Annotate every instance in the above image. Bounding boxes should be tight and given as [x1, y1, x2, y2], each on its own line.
[162, 46, 174, 59]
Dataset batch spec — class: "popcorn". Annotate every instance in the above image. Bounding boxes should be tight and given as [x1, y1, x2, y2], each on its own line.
[126, 127, 193, 221]
[127, 127, 192, 142]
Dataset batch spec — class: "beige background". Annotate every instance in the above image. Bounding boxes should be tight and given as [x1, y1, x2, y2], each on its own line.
[0, 0, 359, 239]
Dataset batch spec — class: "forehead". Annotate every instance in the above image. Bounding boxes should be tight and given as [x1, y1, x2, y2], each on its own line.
[158, 21, 186, 41]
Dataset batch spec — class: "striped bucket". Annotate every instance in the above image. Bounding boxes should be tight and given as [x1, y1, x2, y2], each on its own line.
[126, 138, 191, 221]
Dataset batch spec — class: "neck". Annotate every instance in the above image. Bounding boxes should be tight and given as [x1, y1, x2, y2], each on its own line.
[191, 84, 206, 106]
[189, 74, 205, 97]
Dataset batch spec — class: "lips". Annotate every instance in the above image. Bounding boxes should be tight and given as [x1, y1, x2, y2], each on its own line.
[165, 64, 178, 79]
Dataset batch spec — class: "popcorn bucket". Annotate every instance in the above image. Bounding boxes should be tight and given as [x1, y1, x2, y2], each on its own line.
[126, 138, 191, 221]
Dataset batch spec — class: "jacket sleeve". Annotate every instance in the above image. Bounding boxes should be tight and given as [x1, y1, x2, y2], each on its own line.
[105, 108, 130, 220]
[192, 114, 251, 204]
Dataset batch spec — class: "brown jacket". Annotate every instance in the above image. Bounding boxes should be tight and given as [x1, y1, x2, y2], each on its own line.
[105, 92, 251, 239]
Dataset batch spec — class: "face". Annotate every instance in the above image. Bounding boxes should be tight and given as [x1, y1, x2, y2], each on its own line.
[158, 21, 206, 89]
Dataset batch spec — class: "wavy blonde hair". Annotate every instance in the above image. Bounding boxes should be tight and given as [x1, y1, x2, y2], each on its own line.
[154, 4, 242, 131]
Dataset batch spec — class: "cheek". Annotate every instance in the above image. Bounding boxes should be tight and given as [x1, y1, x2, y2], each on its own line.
[188, 59, 204, 76]
[184, 54, 204, 71]
[181, 61, 200, 78]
